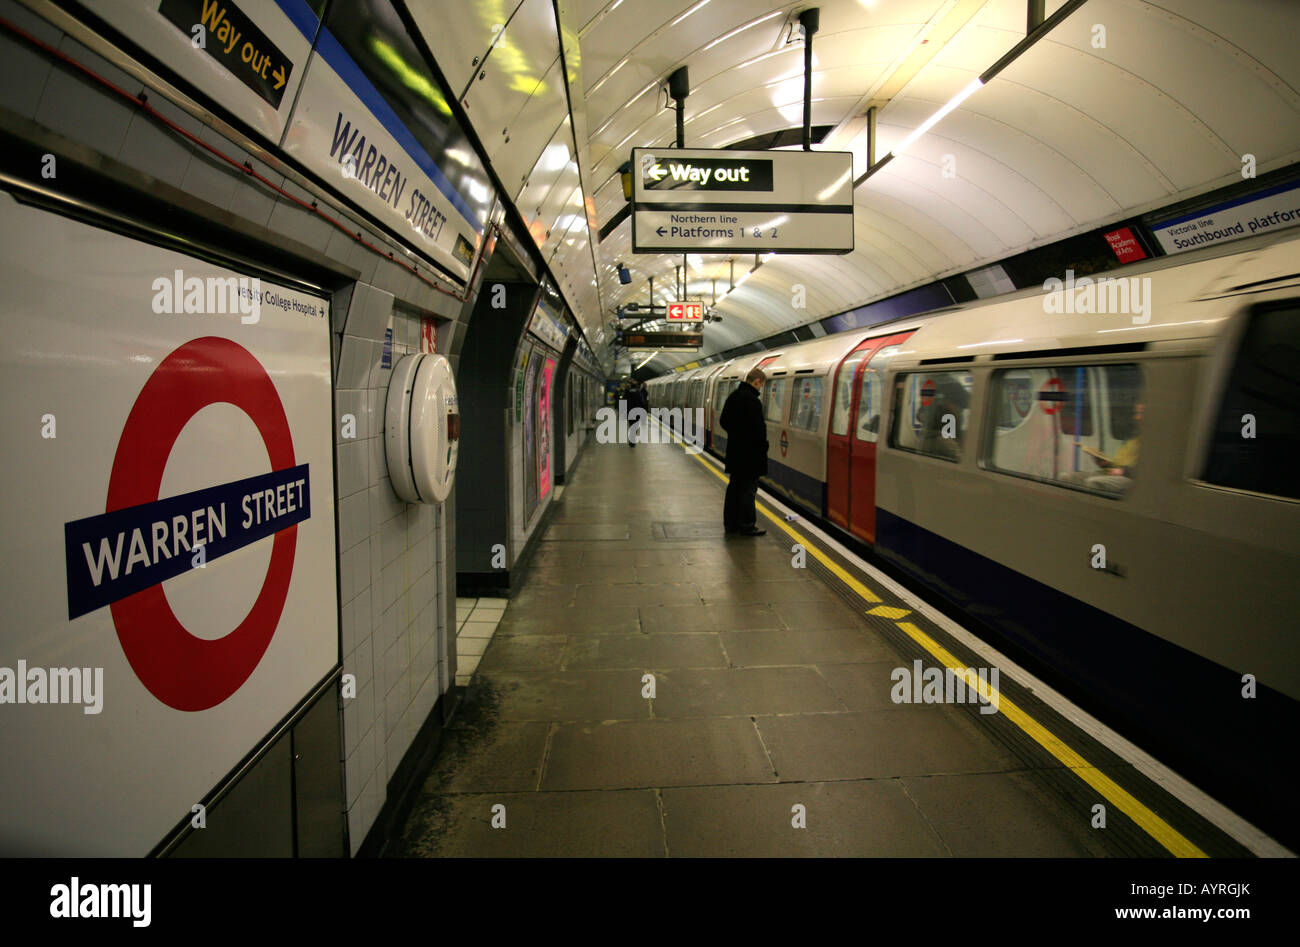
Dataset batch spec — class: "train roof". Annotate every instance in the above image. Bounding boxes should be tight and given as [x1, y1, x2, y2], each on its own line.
[894, 229, 1300, 365]
[645, 229, 1299, 381]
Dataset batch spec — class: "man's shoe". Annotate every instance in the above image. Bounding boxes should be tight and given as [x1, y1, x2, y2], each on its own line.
[737, 527, 766, 536]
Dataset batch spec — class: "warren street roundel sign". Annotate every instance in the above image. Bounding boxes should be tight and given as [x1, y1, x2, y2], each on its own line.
[64, 337, 309, 711]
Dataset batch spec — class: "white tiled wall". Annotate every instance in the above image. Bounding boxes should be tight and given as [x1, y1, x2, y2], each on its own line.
[337, 287, 449, 855]
[0, 0, 463, 857]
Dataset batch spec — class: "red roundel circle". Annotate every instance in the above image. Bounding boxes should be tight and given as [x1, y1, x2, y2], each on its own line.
[1040, 377, 1066, 415]
[920, 379, 936, 407]
[779, 430, 790, 457]
[106, 337, 298, 712]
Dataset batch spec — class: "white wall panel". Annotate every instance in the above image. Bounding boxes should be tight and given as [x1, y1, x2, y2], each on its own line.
[407, 0, 520, 96]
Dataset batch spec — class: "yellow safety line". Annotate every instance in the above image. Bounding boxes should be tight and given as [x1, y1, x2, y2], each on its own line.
[650, 418, 1207, 858]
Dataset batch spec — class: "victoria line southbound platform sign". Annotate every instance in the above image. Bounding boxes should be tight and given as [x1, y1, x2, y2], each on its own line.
[631, 147, 854, 254]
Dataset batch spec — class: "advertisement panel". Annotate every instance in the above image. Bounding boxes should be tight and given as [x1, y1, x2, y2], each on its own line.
[0, 196, 337, 855]
[538, 357, 556, 500]
[522, 345, 541, 519]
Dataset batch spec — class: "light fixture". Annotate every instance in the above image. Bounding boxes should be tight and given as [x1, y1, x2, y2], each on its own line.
[617, 262, 632, 284]
[703, 10, 783, 51]
[888, 77, 984, 157]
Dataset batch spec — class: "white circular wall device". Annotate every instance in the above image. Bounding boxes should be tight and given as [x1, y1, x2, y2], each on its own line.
[385, 353, 460, 503]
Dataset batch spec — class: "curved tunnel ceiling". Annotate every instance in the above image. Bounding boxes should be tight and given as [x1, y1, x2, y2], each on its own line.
[410, 0, 1300, 372]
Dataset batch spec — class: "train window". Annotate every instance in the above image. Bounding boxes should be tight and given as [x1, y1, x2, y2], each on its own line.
[1058, 366, 1094, 437]
[715, 380, 731, 418]
[994, 370, 1034, 431]
[791, 377, 824, 431]
[856, 345, 901, 443]
[988, 365, 1143, 497]
[764, 377, 788, 422]
[831, 350, 868, 436]
[888, 370, 973, 461]
[1201, 301, 1300, 500]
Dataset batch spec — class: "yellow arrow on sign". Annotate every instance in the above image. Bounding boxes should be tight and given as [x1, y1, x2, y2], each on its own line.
[272, 63, 286, 90]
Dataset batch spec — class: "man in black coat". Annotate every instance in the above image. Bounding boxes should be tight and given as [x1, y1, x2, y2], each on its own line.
[626, 381, 648, 447]
[718, 368, 769, 536]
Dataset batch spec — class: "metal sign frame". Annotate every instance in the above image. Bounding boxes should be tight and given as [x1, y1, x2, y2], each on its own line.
[630, 147, 854, 255]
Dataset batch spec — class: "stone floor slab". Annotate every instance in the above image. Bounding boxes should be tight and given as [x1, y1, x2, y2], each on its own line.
[564, 633, 728, 670]
[900, 771, 1101, 857]
[395, 790, 665, 857]
[721, 629, 898, 667]
[755, 708, 1023, 781]
[540, 717, 777, 791]
[479, 670, 651, 721]
[651, 667, 845, 717]
[478, 635, 568, 673]
[661, 780, 952, 857]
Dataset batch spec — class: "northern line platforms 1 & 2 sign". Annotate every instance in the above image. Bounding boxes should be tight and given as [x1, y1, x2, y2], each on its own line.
[631, 147, 854, 254]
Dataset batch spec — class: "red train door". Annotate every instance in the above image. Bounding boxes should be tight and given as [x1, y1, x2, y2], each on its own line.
[847, 333, 914, 542]
[825, 340, 879, 528]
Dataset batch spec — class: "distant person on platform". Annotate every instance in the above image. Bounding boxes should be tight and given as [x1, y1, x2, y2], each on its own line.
[719, 368, 769, 536]
[626, 381, 648, 447]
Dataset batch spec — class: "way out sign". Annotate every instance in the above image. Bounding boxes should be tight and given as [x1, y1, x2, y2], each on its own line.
[667, 301, 703, 322]
[160, 0, 295, 108]
[631, 146, 853, 254]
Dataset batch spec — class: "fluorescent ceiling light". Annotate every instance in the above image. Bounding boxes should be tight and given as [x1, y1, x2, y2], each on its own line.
[589, 58, 628, 95]
[738, 48, 794, 70]
[635, 351, 659, 368]
[888, 77, 983, 157]
[703, 10, 783, 50]
[670, 0, 712, 29]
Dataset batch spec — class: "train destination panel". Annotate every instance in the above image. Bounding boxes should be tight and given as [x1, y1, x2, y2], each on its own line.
[631, 147, 854, 254]
[620, 331, 704, 349]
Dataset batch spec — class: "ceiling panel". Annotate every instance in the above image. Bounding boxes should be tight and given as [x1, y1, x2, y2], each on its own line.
[414, 0, 1300, 368]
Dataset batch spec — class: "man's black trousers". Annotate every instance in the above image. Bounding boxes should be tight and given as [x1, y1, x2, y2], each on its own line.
[723, 475, 759, 531]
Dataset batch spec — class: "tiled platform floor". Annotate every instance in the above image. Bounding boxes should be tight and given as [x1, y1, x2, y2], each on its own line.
[395, 439, 1109, 857]
[455, 597, 506, 686]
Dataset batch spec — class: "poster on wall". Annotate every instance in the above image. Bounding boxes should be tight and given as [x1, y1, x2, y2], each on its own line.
[514, 345, 530, 424]
[0, 195, 337, 856]
[522, 345, 541, 519]
[538, 356, 556, 500]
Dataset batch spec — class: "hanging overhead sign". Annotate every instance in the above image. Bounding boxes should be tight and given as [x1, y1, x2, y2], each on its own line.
[666, 301, 704, 322]
[630, 147, 854, 254]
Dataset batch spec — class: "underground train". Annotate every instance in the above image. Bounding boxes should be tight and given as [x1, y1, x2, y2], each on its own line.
[647, 229, 1300, 843]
